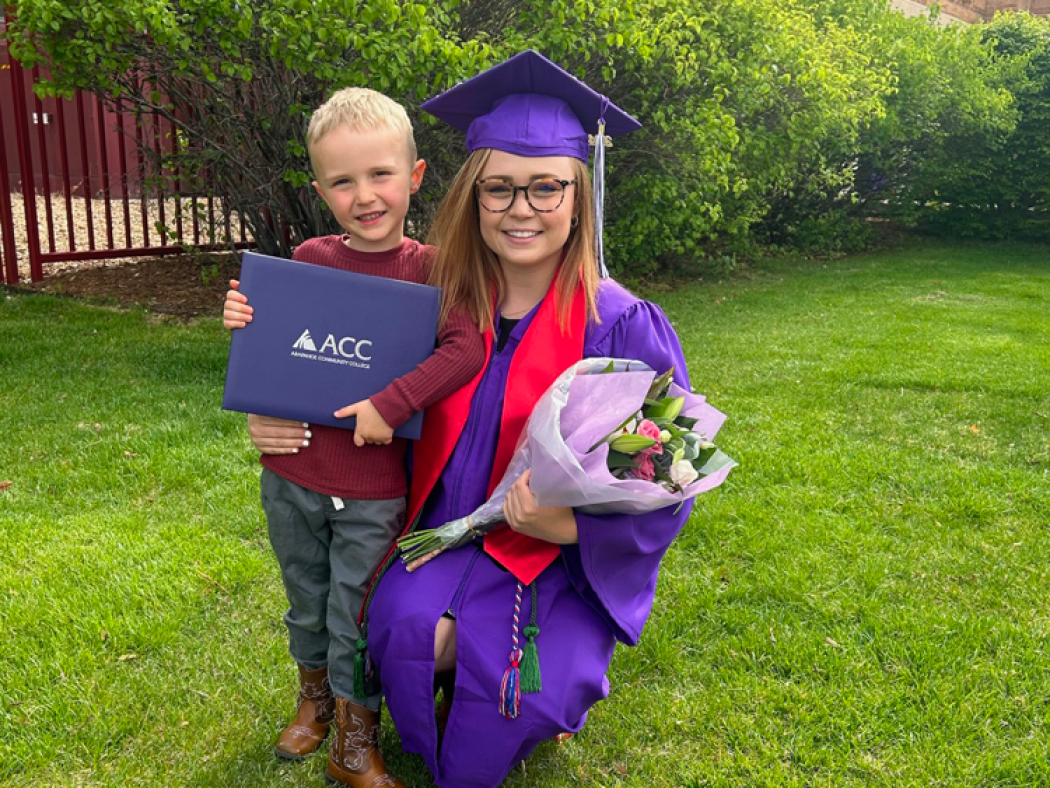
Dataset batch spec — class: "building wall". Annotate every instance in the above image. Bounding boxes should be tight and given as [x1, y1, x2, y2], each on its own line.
[891, 0, 974, 24]
[891, 0, 1050, 21]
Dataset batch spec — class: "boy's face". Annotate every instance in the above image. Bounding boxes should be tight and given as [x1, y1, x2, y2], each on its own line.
[310, 125, 425, 253]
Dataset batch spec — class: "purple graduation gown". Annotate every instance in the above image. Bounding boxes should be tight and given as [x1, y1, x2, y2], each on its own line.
[369, 280, 694, 788]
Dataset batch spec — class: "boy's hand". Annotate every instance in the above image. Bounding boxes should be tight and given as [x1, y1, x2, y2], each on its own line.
[223, 280, 254, 329]
[334, 399, 394, 447]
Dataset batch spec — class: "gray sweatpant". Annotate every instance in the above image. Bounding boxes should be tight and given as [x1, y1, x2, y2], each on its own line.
[261, 468, 405, 708]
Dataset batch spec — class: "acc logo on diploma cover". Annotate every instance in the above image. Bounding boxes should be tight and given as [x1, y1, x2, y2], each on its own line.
[290, 328, 374, 368]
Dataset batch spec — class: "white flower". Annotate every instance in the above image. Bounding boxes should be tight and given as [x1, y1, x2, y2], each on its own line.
[659, 429, 672, 443]
[622, 418, 637, 434]
[669, 459, 699, 487]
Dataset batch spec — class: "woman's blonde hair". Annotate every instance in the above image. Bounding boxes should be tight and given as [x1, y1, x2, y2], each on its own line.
[428, 150, 600, 332]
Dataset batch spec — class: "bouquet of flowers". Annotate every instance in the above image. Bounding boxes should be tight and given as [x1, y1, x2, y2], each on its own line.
[398, 357, 736, 570]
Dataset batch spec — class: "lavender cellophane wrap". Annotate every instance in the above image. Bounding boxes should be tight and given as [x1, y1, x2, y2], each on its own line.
[399, 357, 736, 565]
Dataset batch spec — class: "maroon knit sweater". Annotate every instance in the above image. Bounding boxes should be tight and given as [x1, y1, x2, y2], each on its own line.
[261, 235, 485, 499]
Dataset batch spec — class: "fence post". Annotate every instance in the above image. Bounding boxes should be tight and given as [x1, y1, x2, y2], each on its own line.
[1, 15, 21, 283]
[0, 116, 19, 285]
[7, 35, 43, 281]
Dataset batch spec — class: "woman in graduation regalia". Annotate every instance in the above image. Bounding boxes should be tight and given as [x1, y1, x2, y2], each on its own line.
[364, 51, 698, 788]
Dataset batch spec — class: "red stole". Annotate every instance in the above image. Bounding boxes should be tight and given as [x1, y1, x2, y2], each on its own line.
[407, 276, 587, 585]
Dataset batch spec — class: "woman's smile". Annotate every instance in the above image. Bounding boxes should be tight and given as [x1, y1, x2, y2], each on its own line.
[502, 229, 543, 241]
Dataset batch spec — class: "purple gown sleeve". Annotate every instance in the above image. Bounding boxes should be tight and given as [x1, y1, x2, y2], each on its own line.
[562, 299, 695, 645]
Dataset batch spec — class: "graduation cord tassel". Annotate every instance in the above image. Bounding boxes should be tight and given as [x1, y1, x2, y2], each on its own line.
[499, 582, 526, 719]
[498, 649, 522, 720]
[353, 637, 369, 701]
[519, 582, 541, 693]
[351, 537, 409, 703]
[593, 96, 610, 279]
[353, 625, 386, 700]
[352, 591, 383, 702]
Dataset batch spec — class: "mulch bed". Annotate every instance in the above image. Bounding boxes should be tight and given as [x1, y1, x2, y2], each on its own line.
[13, 251, 242, 318]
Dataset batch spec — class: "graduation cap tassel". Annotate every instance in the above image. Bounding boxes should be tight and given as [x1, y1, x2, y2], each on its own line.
[593, 118, 609, 279]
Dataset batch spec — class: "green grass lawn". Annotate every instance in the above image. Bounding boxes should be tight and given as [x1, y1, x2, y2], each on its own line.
[2, 240, 1048, 787]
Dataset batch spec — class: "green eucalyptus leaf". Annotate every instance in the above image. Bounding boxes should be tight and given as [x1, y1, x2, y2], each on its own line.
[681, 431, 701, 447]
[695, 449, 737, 477]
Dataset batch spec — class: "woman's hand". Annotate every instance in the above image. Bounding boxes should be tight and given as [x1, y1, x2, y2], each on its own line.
[503, 469, 578, 544]
[223, 279, 254, 329]
[247, 414, 310, 455]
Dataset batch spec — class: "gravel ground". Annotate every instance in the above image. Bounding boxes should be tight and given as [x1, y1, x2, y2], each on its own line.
[1, 193, 248, 282]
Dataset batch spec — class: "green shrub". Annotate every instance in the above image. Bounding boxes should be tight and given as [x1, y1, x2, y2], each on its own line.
[850, 8, 1018, 230]
[7, 0, 1046, 272]
[951, 12, 1050, 240]
[5, 0, 489, 257]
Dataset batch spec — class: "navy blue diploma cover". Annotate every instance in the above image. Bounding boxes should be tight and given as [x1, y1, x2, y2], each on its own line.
[222, 251, 440, 440]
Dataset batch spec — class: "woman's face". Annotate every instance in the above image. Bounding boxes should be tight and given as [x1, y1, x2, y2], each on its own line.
[476, 151, 577, 277]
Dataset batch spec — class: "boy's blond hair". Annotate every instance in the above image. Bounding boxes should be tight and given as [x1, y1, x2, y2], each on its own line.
[306, 87, 417, 168]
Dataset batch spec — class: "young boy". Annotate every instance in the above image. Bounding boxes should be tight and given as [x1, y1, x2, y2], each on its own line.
[223, 88, 484, 788]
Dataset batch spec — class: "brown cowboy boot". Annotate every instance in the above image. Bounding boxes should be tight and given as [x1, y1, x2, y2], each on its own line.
[273, 664, 335, 760]
[326, 697, 405, 788]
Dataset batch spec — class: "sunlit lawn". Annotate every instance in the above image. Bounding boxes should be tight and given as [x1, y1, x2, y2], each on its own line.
[1, 239, 1048, 786]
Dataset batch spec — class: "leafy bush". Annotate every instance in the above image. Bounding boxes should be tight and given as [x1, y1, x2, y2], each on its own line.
[928, 12, 1050, 240]
[5, 0, 489, 257]
[490, 0, 894, 276]
[6, 0, 1048, 272]
[848, 8, 1016, 229]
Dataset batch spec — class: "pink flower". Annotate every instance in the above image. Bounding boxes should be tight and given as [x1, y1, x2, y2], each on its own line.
[636, 419, 663, 454]
[632, 452, 656, 481]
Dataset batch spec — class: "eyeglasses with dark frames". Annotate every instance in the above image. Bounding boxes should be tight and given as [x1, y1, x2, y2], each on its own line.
[475, 177, 577, 213]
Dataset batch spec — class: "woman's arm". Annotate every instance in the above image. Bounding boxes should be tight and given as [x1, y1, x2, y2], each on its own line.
[563, 295, 698, 643]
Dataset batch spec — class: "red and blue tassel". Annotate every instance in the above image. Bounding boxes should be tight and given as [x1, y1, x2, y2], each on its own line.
[499, 647, 524, 719]
[498, 582, 543, 717]
[498, 582, 526, 719]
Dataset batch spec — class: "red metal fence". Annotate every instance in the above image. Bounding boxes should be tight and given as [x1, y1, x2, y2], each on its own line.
[1, 19, 252, 285]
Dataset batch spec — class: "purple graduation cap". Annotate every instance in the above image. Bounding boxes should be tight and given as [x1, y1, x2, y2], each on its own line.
[422, 50, 642, 277]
